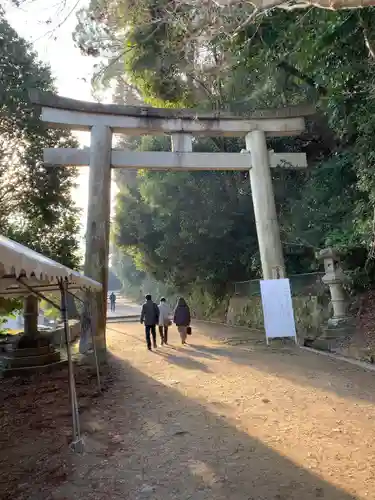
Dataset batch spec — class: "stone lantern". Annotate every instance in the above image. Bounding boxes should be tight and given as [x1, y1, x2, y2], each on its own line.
[317, 247, 349, 327]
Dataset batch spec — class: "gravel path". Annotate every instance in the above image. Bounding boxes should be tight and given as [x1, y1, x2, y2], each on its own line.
[53, 321, 375, 500]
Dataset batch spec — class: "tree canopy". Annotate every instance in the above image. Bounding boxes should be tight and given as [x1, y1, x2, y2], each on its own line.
[0, 13, 80, 269]
[73, 2, 375, 297]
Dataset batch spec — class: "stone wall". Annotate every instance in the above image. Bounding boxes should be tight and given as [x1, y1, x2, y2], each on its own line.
[188, 289, 229, 323]
[226, 296, 264, 330]
[225, 293, 331, 341]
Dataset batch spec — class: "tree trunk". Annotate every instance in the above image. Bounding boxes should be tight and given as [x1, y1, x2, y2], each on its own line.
[23, 295, 39, 338]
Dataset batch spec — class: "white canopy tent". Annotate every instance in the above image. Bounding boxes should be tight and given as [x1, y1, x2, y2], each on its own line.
[0, 235, 102, 452]
[0, 235, 101, 296]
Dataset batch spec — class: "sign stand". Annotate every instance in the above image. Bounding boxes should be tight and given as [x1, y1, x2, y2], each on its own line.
[260, 278, 297, 346]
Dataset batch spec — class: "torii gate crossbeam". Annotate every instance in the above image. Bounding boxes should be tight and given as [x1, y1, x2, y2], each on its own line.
[30, 90, 314, 361]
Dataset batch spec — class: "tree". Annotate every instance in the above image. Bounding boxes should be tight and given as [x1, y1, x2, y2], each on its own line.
[72, 0, 375, 89]
[0, 14, 80, 266]
[0, 14, 80, 334]
[77, 0, 375, 297]
[10, 0, 375, 52]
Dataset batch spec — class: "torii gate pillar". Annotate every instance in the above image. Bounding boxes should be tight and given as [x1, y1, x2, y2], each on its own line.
[84, 125, 112, 360]
[246, 130, 285, 279]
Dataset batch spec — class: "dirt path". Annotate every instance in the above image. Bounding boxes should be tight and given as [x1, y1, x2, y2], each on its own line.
[53, 321, 375, 500]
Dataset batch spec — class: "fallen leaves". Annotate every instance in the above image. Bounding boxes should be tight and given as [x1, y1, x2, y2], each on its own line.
[0, 361, 113, 500]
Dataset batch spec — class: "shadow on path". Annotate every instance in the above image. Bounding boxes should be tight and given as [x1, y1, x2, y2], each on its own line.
[154, 350, 212, 373]
[57, 350, 359, 500]
[167, 344, 216, 360]
[108, 321, 375, 405]
[189, 339, 375, 405]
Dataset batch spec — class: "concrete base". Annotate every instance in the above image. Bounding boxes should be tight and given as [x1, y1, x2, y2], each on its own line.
[0, 342, 64, 378]
[12, 345, 51, 357]
[305, 338, 334, 352]
[304, 317, 355, 353]
[0, 359, 68, 378]
[17, 334, 50, 349]
[327, 315, 353, 330]
[2, 351, 61, 368]
[70, 438, 85, 453]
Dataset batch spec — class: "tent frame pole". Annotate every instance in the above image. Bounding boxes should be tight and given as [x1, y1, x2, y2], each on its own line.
[67, 291, 101, 393]
[59, 278, 84, 453]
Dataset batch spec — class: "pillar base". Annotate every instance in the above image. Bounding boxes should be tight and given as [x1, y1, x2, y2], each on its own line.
[326, 315, 353, 330]
[17, 332, 51, 349]
[304, 316, 355, 353]
[0, 333, 64, 377]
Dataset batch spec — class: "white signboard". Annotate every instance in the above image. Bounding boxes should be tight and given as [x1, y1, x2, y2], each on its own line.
[260, 278, 297, 345]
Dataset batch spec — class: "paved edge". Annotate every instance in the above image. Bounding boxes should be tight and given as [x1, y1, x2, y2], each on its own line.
[195, 319, 375, 373]
[299, 346, 375, 372]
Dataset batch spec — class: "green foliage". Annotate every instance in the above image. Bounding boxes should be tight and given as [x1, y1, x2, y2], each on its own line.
[0, 14, 80, 267]
[287, 151, 365, 250]
[0, 15, 80, 315]
[40, 300, 60, 321]
[113, 134, 260, 295]
[76, 2, 375, 295]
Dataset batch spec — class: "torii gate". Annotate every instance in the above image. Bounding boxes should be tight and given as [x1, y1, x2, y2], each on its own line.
[30, 90, 314, 360]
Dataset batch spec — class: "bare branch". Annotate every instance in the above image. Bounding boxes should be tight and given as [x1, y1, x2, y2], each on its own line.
[358, 11, 375, 58]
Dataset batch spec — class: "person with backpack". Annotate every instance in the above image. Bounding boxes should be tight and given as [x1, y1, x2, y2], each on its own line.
[140, 294, 160, 351]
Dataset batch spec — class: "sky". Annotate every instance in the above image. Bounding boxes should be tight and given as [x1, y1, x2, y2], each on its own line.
[4, 0, 117, 249]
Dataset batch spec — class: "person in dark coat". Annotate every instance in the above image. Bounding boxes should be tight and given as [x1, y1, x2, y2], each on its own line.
[173, 297, 191, 345]
[109, 292, 116, 312]
[140, 294, 160, 350]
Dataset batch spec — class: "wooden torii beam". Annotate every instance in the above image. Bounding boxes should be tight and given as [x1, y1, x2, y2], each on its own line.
[30, 90, 314, 361]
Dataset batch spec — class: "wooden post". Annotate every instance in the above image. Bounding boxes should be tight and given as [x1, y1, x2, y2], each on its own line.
[84, 125, 112, 361]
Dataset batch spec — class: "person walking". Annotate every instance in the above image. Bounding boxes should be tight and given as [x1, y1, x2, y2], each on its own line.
[109, 292, 116, 312]
[140, 294, 160, 351]
[158, 297, 171, 345]
[173, 297, 191, 345]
